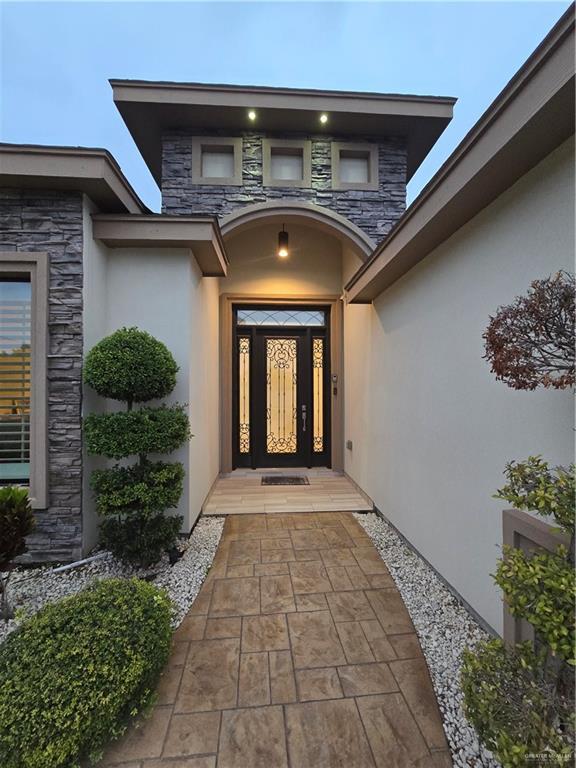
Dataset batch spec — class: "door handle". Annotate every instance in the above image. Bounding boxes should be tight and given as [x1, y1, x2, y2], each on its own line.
[301, 404, 307, 432]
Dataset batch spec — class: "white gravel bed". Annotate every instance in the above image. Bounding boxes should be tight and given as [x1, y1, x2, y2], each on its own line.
[0, 515, 224, 644]
[355, 511, 500, 768]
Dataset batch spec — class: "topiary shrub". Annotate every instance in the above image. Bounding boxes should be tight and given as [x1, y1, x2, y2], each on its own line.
[84, 405, 190, 459]
[83, 328, 190, 566]
[0, 486, 34, 620]
[84, 326, 178, 404]
[100, 514, 183, 568]
[91, 461, 185, 516]
[0, 578, 172, 768]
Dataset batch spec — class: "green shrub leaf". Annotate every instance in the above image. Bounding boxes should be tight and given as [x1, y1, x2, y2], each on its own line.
[84, 327, 178, 403]
[0, 487, 34, 568]
[462, 640, 574, 766]
[84, 405, 190, 459]
[0, 579, 172, 768]
[100, 514, 183, 567]
[495, 457, 575, 536]
[91, 461, 185, 517]
[494, 545, 575, 664]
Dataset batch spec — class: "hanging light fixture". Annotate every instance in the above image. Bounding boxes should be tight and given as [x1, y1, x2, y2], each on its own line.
[277, 224, 289, 258]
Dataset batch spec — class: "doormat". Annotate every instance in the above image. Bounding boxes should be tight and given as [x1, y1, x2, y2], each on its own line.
[261, 475, 310, 486]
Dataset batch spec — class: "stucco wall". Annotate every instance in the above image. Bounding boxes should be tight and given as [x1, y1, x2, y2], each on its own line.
[102, 248, 220, 531]
[162, 131, 407, 242]
[0, 188, 84, 562]
[81, 197, 109, 552]
[222, 222, 343, 297]
[187, 269, 220, 524]
[344, 138, 575, 633]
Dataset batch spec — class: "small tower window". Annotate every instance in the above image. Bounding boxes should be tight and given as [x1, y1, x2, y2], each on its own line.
[201, 145, 235, 179]
[262, 139, 311, 188]
[332, 142, 379, 191]
[270, 147, 304, 182]
[192, 137, 242, 186]
[339, 151, 370, 184]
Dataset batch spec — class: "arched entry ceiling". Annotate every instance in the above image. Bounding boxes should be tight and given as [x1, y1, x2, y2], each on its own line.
[220, 200, 375, 262]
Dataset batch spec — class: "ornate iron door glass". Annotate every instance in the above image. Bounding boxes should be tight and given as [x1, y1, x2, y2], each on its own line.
[233, 307, 330, 468]
[238, 337, 250, 454]
[237, 308, 325, 327]
[312, 337, 324, 454]
[266, 337, 297, 454]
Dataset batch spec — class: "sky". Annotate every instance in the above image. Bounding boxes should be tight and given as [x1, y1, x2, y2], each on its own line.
[0, 1, 571, 211]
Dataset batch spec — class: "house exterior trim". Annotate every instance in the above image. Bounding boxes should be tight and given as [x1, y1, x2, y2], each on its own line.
[191, 136, 243, 187]
[346, 5, 575, 302]
[0, 144, 146, 214]
[220, 200, 375, 260]
[331, 142, 379, 192]
[92, 214, 229, 276]
[111, 79, 455, 184]
[220, 293, 344, 475]
[0, 251, 48, 509]
[261, 139, 312, 189]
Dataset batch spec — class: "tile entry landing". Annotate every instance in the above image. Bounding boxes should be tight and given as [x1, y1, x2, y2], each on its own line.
[101, 512, 452, 768]
[203, 468, 373, 515]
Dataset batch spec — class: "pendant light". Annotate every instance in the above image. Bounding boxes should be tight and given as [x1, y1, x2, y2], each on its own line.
[277, 225, 289, 258]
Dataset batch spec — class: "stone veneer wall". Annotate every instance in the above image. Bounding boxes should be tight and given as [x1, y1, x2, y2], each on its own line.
[0, 188, 83, 562]
[161, 132, 408, 242]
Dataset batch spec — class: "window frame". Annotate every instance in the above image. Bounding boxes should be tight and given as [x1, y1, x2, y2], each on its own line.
[262, 139, 312, 189]
[0, 252, 48, 509]
[331, 141, 379, 191]
[191, 136, 243, 186]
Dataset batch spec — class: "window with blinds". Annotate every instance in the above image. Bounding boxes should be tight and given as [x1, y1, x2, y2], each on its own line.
[0, 278, 32, 482]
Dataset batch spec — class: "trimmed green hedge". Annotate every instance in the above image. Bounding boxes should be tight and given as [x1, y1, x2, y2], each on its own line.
[84, 405, 190, 459]
[91, 460, 185, 517]
[0, 578, 172, 768]
[83, 327, 178, 403]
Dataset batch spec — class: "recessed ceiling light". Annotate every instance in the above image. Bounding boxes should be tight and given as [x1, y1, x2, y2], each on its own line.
[248, 110, 257, 121]
[320, 113, 328, 124]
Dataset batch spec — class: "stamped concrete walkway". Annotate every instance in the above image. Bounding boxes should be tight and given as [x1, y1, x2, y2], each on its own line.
[102, 512, 452, 768]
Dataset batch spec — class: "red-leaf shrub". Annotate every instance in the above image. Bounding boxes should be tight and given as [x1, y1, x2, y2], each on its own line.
[483, 271, 575, 390]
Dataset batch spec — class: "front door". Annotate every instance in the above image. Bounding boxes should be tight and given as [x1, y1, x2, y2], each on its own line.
[233, 306, 331, 469]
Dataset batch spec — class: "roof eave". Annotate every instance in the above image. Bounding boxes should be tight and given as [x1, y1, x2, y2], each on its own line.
[346, 6, 575, 303]
[110, 80, 456, 186]
[92, 213, 229, 277]
[0, 144, 147, 214]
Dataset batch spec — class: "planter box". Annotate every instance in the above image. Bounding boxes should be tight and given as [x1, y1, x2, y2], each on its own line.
[502, 508, 569, 646]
